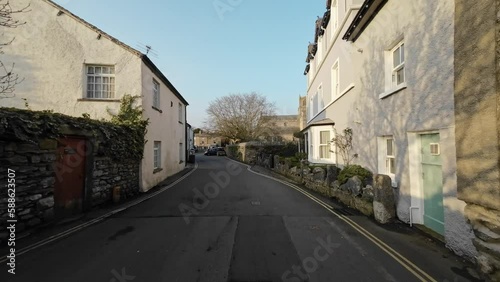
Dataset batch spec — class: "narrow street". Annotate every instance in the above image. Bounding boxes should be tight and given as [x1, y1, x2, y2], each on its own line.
[1, 155, 474, 282]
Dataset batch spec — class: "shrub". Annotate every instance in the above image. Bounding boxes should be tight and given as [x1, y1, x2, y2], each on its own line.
[338, 165, 373, 185]
[286, 156, 301, 168]
[295, 152, 307, 160]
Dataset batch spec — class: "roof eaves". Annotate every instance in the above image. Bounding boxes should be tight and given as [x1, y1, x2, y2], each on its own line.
[342, 0, 388, 42]
[300, 119, 335, 133]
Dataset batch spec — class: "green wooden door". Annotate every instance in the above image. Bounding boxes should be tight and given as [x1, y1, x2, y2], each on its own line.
[421, 133, 444, 235]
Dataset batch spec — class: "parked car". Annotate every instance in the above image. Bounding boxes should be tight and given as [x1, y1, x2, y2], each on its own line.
[216, 147, 226, 156]
[204, 147, 226, 156]
[204, 148, 217, 156]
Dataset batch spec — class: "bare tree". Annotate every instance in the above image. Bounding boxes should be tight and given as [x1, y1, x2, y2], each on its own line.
[331, 127, 358, 166]
[0, 1, 29, 98]
[205, 92, 276, 143]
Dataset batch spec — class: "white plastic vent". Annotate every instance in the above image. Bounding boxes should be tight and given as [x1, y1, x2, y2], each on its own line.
[430, 143, 440, 155]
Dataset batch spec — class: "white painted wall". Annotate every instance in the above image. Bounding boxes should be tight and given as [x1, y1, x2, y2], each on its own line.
[305, 1, 362, 165]
[349, 0, 475, 259]
[140, 64, 186, 192]
[1, 0, 142, 117]
[304, 0, 476, 259]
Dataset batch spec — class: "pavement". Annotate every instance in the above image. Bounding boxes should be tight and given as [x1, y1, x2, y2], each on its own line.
[0, 154, 481, 282]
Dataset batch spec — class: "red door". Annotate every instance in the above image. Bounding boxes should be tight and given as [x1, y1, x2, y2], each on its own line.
[54, 137, 86, 217]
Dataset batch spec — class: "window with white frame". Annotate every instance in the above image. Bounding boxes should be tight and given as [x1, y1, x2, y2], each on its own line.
[318, 85, 324, 110]
[331, 0, 338, 38]
[331, 62, 339, 101]
[312, 92, 318, 117]
[153, 79, 160, 109]
[179, 143, 184, 163]
[309, 96, 314, 120]
[385, 137, 396, 174]
[86, 65, 115, 99]
[319, 131, 331, 159]
[317, 37, 323, 63]
[391, 41, 405, 87]
[153, 141, 161, 169]
[178, 103, 183, 123]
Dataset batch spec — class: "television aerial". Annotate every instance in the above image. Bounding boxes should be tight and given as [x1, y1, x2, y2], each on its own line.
[136, 42, 159, 59]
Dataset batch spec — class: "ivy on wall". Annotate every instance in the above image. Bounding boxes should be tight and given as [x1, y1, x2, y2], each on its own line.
[0, 95, 149, 161]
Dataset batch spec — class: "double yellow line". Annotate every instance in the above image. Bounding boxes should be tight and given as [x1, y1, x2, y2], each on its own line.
[242, 163, 437, 282]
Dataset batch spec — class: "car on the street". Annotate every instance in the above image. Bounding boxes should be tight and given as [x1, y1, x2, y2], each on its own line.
[204, 147, 226, 156]
[216, 147, 226, 156]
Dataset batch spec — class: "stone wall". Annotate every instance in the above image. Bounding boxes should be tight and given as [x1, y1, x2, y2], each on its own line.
[226, 142, 298, 165]
[455, 0, 500, 280]
[255, 155, 395, 223]
[0, 140, 58, 237]
[0, 109, 143, 245]
[92, 158, 140, 206]
[0, 138, 141, 245]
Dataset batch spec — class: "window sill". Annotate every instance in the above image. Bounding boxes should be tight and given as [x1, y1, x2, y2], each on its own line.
[379, 83, 407, 99]
[153, 168, 163, 174]
[77, 98, 121, 102]
[152, 106, 163, 113]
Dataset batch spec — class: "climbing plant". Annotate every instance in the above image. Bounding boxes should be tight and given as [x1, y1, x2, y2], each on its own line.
[331, 127, 358, 166]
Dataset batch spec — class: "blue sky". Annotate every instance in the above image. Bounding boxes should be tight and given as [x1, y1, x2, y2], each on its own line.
[54, 0, 326, 128]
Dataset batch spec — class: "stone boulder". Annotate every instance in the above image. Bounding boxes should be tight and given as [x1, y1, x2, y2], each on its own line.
[326, 165, 341, 187]
[373, 175, 395, 224]
[345, 176, 363, 196]
[37, 196, 54, 210]
[289, 166, 300, 176]
[312, 167, 326, 182]
[362, 185, 374, 202]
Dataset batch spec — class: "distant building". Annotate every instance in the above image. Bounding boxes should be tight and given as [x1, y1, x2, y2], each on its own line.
[194, 131, 223, 150]
[265, 115, 300, 143]
[298, 96, 307, 131]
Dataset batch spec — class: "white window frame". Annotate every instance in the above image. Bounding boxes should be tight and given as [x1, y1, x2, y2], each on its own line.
[317, 84, 324, 110]
[331, 61, 339, 101]
[153, 141, 161, 169]
[319, 130, 331, 159]
[378, 136, 395, 178]
[391, 41, 405, 87]
[385, 137, 396, 175]
[330, 0, 339, 39]
[313, 92, 318, 117]
[309, 96, 314, 121]
[86, 65, 115, 99]
[179, 143, 184, 163]
[380, 38, 407, 99]
[153, 79, 160, 109]
[317, 37, 323, 64]
[178, 103, 183, 123]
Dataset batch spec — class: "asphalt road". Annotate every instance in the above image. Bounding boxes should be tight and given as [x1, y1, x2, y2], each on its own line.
[1, 155, 478, 282]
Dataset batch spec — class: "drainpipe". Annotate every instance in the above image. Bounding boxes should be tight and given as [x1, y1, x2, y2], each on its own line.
[409, 206, 419, 227]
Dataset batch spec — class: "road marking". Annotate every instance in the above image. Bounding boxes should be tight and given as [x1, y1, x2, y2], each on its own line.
[0, 163, 198, 263]
[227, 158, 437, 282]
